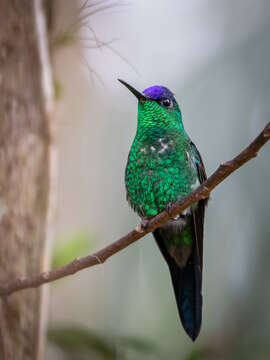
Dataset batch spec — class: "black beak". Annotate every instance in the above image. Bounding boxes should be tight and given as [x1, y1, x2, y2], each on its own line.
[118, 79, 146, 103]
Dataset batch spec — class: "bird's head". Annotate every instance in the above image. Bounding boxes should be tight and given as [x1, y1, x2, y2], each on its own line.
[118, 79, 182, 131]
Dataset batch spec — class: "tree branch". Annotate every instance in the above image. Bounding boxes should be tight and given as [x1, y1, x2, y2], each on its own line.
[0, 122, 269, 296]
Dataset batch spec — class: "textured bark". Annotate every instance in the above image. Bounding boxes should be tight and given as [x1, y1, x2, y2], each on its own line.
[0, 1, 53, 359]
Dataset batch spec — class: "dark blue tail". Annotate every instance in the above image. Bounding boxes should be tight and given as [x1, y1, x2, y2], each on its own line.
[169, 247, 202, 341]
[154, 230, 202, 341]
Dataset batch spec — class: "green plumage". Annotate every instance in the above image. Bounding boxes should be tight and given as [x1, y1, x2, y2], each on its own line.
[125, 100, 198, 219]
[120, 80, 207, 341]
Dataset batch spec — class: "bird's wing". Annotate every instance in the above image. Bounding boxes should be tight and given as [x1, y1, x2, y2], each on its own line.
[153, 142, 208, 340]
[190, 142, 208, 270]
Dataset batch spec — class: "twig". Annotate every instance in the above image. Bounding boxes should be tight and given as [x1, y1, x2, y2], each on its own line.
[0, 122, 269, 296]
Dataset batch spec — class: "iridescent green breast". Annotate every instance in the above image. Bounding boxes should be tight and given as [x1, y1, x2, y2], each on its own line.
[125, 127, 198, 218]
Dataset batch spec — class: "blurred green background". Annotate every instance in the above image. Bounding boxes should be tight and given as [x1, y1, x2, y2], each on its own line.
[46, 0, 270, 359]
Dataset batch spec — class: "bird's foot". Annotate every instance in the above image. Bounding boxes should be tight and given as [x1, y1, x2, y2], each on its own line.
[135, 219, 149, 233]
[165, 202, 180, 220]
[165, 202, 173, 215]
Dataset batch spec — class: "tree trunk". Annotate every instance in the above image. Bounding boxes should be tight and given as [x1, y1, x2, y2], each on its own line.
[0, 0, 54, 359]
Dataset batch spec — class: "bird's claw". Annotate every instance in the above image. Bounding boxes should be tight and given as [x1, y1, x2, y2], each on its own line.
[165, 202, 180, 220]
[165, 202, 173, 215]
[135, 219, 149, 233]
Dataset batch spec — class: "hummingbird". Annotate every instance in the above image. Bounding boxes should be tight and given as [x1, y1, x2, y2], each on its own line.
[119, 79, 208, 341]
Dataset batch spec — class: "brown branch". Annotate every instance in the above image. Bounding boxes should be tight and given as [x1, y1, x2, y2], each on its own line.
[0, 122, 270, 296]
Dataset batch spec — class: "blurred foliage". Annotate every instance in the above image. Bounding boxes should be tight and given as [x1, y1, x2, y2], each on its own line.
[48, 325, 158, 360]
[51, 29, 77, 50]
[183, 349, 205, 360]
[54, 78, 63, 100]
[119, 336, 157, 355]
[52, 231, 93, 269]
[48, 326, 117, 359]
[47, 320, 270, 359]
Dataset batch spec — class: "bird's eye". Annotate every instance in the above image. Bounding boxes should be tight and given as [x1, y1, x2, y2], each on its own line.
[159, 98, 173, 109]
